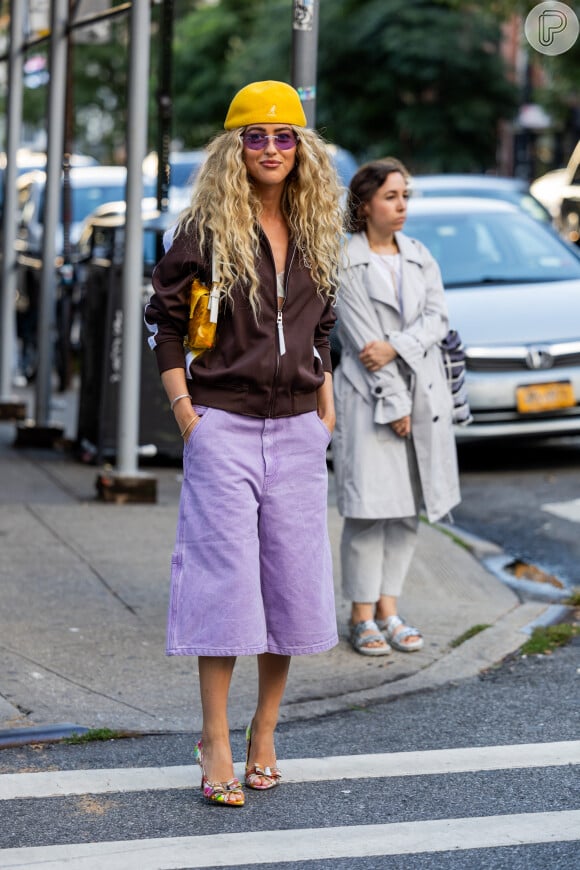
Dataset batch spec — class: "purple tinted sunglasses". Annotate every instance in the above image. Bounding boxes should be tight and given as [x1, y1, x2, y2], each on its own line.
[242, 131, 297, 151]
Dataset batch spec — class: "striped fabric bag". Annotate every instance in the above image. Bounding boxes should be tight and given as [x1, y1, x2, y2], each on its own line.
[440, 329, 473, 426]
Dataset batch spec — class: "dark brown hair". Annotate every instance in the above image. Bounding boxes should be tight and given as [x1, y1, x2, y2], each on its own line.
[347, 157, 410, 233]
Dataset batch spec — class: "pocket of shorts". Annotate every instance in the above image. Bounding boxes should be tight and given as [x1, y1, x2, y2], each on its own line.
[314, 412, 333, 444]
[183, 405, 213, 452]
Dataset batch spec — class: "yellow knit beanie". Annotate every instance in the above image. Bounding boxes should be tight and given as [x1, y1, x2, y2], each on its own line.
[224, 80, 307, 129]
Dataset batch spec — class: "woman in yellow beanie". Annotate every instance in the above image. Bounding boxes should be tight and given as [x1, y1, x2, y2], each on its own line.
[145, 81, 344, 806]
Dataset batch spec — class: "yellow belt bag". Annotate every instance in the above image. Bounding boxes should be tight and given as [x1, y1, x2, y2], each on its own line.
[185, 251, 220, 357]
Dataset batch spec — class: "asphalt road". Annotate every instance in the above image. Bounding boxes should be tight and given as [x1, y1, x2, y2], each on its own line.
[1, 634, 578, 868]
[455, 437, 580, 590]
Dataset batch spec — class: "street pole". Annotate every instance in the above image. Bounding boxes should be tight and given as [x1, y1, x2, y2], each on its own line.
[56, 0, 76, 393]
[117, 0, 150, 475]
[97, 0, 156, 502]
[0, 0, 26, 420]
[291, 0, 319, 128]
[28, 0, 68, 442]
[155, 0, 173, 260]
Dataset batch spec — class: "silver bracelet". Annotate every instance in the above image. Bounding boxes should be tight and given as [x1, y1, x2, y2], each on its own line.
[170, 393, 191, 412]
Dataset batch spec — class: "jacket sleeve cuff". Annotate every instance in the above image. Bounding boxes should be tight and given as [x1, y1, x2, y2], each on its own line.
[318, 344, 333, 373]
[154, 339, 187, 374]
[372, 387, 412, 423]
[389, 330, 425, 369]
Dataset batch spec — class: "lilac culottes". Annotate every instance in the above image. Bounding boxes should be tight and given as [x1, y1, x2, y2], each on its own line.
[167, 407, 339, 656]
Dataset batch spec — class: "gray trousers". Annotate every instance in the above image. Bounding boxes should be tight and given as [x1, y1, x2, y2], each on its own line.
[340, 515, 419, 602]
[340, 435, 422, 603]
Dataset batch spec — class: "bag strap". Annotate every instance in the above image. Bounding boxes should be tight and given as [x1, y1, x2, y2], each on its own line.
[208, 249, 220, 324]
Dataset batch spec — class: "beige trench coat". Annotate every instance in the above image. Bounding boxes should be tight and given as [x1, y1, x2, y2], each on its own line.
[333, 231, 460, 523]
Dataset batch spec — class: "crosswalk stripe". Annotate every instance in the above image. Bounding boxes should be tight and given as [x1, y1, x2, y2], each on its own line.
[0, 810, 579, 868]
[542, 498, 580, 522]
[1, 740, 578, 801]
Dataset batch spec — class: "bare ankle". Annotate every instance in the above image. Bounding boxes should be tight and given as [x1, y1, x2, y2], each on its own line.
[351, 603, 374, 624]
[250, 715, 278, 736]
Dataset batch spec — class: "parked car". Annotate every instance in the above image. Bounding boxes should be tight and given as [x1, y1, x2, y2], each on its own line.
[0, 149, 98, 223]
[14, 165, 154, 385]
[555, 140, 580, 246]
[15, 165, 155, 257]
[326, 144, 359, 187]
[75, 196, 180, 276]
[402, 197, 580, 441]
[409, 173, 553, 225]
[142, 144, 358, 213]
[142, 149, 208, 213]
[530, 167, 570, 222]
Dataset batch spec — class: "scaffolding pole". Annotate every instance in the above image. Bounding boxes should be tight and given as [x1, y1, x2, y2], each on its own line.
[0, 0, 26, 419]
[96, 0, 157, 502]
[34, 0, 69, 431]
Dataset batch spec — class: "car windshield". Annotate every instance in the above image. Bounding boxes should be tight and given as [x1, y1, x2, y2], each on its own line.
[404, 210, 580, 287]
[39, 179, 156, 225]
[411, 185, 551, 223]
[170, 159, 204, 188]
[71, 184, 128, 223]
[332, 151, 358, 187]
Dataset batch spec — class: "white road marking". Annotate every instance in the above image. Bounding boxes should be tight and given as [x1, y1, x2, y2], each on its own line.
[542, 498, 580, 522]
[0, 811, 579, 868]
[0, 740, 578, 801]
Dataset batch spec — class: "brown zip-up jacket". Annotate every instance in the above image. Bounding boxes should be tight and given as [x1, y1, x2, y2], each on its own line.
[145, 226, 336, 417]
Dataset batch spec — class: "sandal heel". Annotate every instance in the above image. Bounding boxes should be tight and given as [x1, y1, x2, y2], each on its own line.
[245, 723, 282, 790]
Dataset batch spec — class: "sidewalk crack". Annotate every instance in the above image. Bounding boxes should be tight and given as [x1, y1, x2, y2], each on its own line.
[26, 505, 140, 618]
[1, 645, 160, 720]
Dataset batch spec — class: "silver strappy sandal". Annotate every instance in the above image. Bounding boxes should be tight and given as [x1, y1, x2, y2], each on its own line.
[349, 619, 392, 656]
[376, 615, 424, 652]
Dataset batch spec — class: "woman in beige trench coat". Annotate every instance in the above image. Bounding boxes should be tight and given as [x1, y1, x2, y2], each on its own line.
[333, 158, 460, 656]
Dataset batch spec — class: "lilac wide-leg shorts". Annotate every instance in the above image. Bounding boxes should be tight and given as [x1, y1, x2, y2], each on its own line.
[167, 406, 339, 656]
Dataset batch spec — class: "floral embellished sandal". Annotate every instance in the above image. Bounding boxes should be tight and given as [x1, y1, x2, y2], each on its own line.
[376, 615, 424, 652]
[245, 722, 282, 790]
[194, 740, 245, 807]
[349, 619, 392, 656]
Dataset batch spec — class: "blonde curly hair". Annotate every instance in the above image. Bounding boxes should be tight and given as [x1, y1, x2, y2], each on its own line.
[178, 127, 345, 317]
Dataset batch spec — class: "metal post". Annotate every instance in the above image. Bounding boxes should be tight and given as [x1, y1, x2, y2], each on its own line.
[0, 0, 26, 414]
[115, 0, 151, 476]
[56, 0, 76, 393]
[291, 0, 319, 128]
[155, 0, 173, 261]
[34, 0, 69, 428]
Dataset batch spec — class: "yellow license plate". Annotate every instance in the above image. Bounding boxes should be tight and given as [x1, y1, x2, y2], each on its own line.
[516, 382, 576, 413]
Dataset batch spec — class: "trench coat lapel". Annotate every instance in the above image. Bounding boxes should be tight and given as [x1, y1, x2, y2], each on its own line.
[395, 232, 424, 327]
[346, 231, 429, 325]
[366, 257, 400, 312]
[348, 232, 401, 313]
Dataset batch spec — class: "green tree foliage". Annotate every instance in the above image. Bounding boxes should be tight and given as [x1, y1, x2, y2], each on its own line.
[318, 0, 518, 171]
[470, 0, 580, 159]
[21, 52, 49, 141]
[171, 0, 265, 146]
[69, 19, 129, 161]
[170, 0, 519, 173]
[0, 11, 129, 162]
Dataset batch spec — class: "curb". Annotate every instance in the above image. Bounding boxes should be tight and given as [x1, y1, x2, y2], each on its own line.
[0, 724, 90, 749]
[279, 600, 556, 723]
[0, 522, 571, 749]
[436, 521, 573, 605]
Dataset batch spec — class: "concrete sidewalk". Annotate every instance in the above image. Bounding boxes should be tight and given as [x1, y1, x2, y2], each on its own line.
[0, 409, 558, 739]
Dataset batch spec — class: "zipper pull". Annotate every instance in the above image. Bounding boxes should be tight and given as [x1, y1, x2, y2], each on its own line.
[277, 310, 286, 356]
